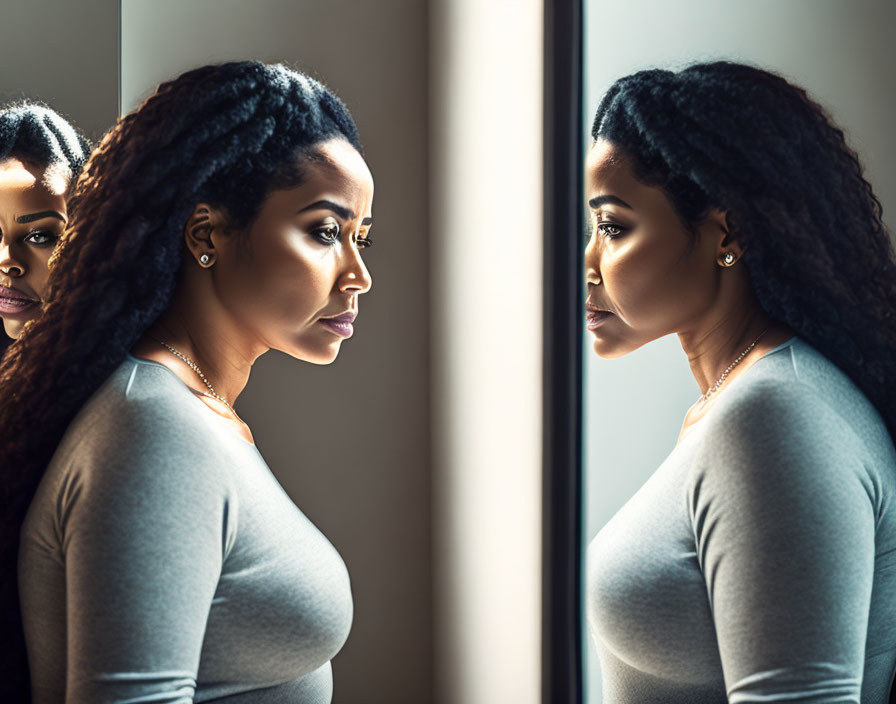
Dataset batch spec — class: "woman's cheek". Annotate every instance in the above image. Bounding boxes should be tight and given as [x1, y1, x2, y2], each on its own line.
[31, 252, 54, 301]
[607, 251, 653, 311]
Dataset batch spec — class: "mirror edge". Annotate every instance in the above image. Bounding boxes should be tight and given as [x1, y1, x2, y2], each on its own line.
[542, 0, 585, 701]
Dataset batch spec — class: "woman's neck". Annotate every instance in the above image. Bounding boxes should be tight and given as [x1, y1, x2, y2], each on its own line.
[130, 278, 266, 406]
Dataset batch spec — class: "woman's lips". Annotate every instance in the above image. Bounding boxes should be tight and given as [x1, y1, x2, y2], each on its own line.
[586, 308, 613, 330]
[319, 312, 357, 339]
[0, 285, 39, 316]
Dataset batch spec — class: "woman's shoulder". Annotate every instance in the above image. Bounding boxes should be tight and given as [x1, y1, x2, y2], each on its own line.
[683, 337, 896, 546]
[690, 336, 895, 490]
[715, 336, 888, 441]
[48, 355, 245, 493]
[27, 356, 245, 556]
[70, 354, 233, 435]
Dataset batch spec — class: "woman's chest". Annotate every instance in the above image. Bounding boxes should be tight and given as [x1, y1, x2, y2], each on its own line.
[199, 463, 353, 684]
[586, 440, 724, 684]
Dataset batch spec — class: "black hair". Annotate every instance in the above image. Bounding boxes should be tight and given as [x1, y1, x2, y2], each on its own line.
[0, 61, 362, 700]
[592, 61, 896, 438]
[0, 101, 90, 186]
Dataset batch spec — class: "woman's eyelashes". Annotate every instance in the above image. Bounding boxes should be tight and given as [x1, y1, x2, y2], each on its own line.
[24, 230, 61, 247]
[310, 220, 374, 249]
[597, 222, 627, 239]
[312, 221, 341, 244]
[585, 216, 629, 241]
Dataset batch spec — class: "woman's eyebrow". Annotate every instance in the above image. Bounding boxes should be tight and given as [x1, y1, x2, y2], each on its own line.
[16, 210, 66, 224]
[588, 195, 633, 211]
[297, 200, 372, 227]
[297, 199, 354, 220]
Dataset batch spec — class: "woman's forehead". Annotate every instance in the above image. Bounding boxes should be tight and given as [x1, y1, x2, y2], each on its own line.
[586, 142, 636, 197]
[306, 139, 373, 194]
[587, 139, 630, 174]
[283, 143, 373, 214]
[0, 157, 39, 178]
[0, 158, 68, 196]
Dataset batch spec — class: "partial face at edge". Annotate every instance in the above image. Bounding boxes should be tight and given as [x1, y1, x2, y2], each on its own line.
[584, 139, 724, 358]
[213, 137, 374, 364]
[0, 158, 68, 339]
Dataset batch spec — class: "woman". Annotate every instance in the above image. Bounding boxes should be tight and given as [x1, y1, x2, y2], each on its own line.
[0, 102, 89, 343]
[1, 61, 374, 702]
[584, 62, 896, 703]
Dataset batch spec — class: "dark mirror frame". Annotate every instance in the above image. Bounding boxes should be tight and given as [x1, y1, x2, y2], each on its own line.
[542, 0, 584, 702]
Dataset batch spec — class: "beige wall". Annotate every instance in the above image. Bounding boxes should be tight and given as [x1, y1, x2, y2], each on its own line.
[430, 1, 544, 702]
[121, 2, 432, 702]
[0, 0, 119, 140]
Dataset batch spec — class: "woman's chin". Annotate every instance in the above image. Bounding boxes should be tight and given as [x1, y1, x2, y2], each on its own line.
[590, 335, 641, 360]
[287, 341, 344, 366]
[2, 317, 24, 340]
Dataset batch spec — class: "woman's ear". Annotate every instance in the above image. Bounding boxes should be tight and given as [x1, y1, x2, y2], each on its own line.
[705, 208, 744, 267]
[184, 203, 227, 268]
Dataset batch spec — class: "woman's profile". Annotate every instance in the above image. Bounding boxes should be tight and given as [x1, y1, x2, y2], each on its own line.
[1, 61, 374, 703]
[0, 102, 89, 344]
[584, 62, 896, 702]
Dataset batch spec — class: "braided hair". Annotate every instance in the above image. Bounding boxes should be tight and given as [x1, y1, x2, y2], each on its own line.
[0, 61, 362, 699]
[0, 102, 90, 351]
[0, 101, 90, 187]
[592, 61, 896, 439]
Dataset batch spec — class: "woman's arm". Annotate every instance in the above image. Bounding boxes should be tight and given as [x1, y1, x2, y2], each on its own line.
[60, 411, 237, 703]
[689, 380, 877, 703]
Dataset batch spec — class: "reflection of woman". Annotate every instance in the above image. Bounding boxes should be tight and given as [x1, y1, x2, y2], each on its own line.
[584, 62, 896, 703]
[0, 103, 89, 343]
[1, 62, 374, 702]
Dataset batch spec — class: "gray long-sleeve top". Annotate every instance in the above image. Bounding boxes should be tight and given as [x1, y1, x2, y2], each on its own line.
[18, 355, 353, 703]
[587, 337, 896, 703]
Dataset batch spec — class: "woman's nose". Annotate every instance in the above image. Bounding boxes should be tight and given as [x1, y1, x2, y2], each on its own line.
[584, 233, 601, 286]
[0, 243, 25, 279]
[338, 246, 372, 295]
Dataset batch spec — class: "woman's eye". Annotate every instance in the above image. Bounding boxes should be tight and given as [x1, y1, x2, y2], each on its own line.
[312, 223, 340, 244]
[24, 231, 60, 247]
[356, 236, 374, 249]
[597, 222, 626, 239]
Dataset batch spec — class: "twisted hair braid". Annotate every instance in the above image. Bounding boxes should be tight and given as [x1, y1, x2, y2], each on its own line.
[0, 101, 90, 189]
[592, 61, 896, 438]
[0, 61, 361, 699]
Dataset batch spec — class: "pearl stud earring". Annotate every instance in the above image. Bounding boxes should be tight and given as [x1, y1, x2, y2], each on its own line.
[721, 251, 736, 267]
[199, 254, 211, 266]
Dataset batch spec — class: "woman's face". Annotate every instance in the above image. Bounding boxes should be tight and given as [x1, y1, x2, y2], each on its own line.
[0, 157, 67, 339]
[584, 139, 725, 358]
[213, 137, 374, 364]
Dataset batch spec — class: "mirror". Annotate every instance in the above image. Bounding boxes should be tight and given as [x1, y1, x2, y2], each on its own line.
[581, 1, 896, 702]
[0, 0, 119, 350]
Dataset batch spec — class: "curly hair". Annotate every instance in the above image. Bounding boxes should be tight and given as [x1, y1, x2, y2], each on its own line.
[0, 102, 90, 352]
[0, 61, 362, 699]
[592, 61, 896, 438]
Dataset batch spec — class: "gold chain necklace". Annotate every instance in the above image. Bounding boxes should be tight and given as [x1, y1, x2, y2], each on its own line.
[156, 341, 236, 415]
[698, 327, 770, 406]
